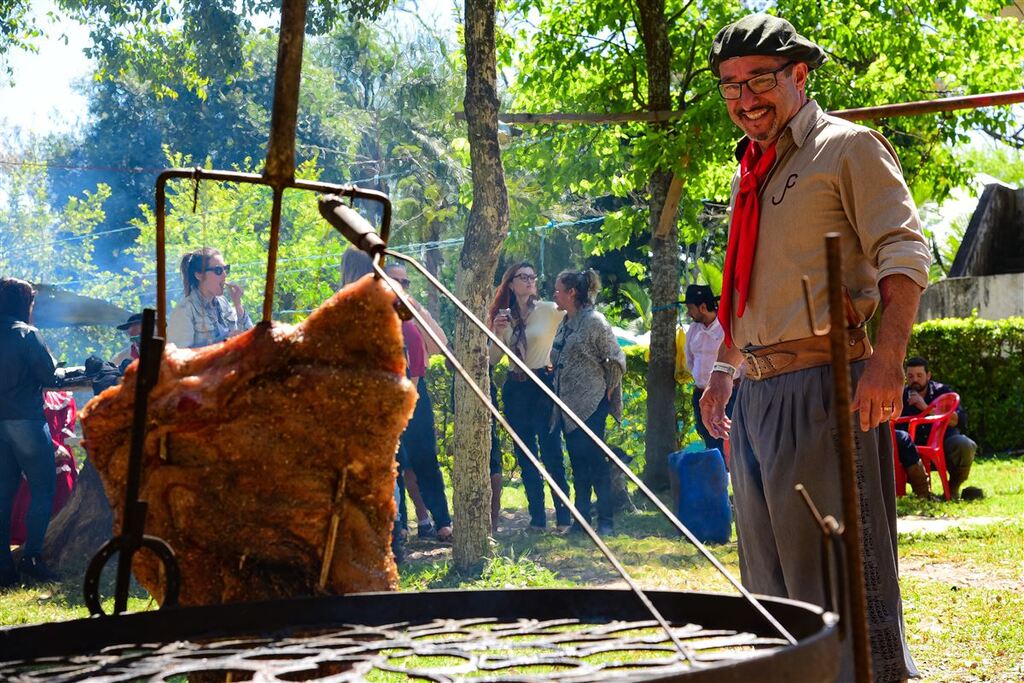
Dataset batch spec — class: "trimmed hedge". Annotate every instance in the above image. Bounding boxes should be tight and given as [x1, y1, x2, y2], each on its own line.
[423, 315, 1023, 474]
[907, 316, 1024, 455]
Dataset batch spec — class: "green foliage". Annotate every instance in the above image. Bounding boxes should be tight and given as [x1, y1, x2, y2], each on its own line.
[125, 150, 345, 323]
[960, 140, 1024, 187]
[617, 344, 696, 471]
[918, 211, 970, 282]
[4, 17, 471, 364]
[52, 0, 394, 97]
[0, 133, 123, 361]
[907, 316, 1024, 454]
[617, 281, 651, 332]
[0, 0, 43, 81]
[502, 0, 1024, 294]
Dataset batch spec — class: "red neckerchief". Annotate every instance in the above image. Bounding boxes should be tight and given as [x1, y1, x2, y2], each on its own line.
[718, 139, 778, 348]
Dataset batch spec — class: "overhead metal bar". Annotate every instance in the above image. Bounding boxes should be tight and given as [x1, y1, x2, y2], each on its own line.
[459, 89, 1024, 125]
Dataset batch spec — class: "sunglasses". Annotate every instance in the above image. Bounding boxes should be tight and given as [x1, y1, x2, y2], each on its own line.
[203, 265, 231, 276]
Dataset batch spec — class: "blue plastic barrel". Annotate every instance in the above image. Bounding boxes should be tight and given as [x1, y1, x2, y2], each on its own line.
[668, 445, 732, 544]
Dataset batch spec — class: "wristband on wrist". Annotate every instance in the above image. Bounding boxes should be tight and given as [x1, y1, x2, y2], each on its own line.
[712, 361, 737, 376]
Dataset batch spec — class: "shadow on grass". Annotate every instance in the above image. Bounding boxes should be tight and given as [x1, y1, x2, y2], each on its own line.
[36, 553, 152, 611]
[399, 507, 739, 592]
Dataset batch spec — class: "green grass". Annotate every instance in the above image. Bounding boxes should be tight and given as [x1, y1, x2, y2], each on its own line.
[3, 457, 1022, 683]
[895, 453, 1024, 519]
[892, 456, 1024, 682]
[0, 561, 152, 624]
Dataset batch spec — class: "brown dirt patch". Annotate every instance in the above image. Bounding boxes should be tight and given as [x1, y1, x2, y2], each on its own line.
[900, 557, 1024, 592]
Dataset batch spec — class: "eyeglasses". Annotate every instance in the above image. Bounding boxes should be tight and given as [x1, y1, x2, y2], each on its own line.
[717, 62, 795, 100]
[203, 265, 231, 276]
[514, 274, 537, 283]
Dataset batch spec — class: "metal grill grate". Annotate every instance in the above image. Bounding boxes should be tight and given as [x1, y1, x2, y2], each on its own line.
[1, 617, 789, 682]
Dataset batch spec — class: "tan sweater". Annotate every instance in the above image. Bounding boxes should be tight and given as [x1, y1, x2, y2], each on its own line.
[488, 300, 565, 369]
[549, 306, 626, 433]
[726, 100, 931, 349]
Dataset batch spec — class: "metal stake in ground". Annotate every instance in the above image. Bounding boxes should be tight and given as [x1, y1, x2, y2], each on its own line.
[820, 232, 873, 683]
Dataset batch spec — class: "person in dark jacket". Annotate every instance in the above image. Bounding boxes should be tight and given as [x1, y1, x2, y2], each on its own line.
[0, 277, 62, 586]
[895, 357, 978, 499]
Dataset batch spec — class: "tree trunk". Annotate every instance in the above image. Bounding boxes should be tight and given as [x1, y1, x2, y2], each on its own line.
[637, 0, 678, 491]
[453, 0, 509, 569]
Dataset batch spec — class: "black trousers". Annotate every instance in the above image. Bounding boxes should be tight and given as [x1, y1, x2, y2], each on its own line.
[400, 377, 451, 528]
[564, 398, 612, 528]
[503, 368, 570, 527]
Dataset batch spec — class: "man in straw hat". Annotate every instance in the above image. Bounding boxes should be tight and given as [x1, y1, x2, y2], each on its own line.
[698, 13, 931, 681]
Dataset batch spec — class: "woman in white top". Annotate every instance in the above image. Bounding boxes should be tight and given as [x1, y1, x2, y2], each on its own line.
[488, 261, 570, 532]
[167, 247, 253, 349]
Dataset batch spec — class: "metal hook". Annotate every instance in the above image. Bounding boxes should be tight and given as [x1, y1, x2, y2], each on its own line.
[796, 484, 846, 638]
[83, 308, 180, 616]
[802, 275, 830, 337]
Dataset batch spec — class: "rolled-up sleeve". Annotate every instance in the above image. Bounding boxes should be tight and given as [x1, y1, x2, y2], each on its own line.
[838, 131, 931, 288]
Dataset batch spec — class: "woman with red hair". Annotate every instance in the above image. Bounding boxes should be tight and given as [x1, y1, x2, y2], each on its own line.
[488, 262, 570, 533]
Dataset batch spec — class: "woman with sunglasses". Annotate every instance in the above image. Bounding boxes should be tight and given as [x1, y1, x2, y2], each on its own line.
[168, 247, 253, 349]
[550, 269, 625, 536]
[488, 262, 570, 533]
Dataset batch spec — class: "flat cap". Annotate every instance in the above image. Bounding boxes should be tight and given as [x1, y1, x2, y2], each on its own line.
[709, 13, 826, 78]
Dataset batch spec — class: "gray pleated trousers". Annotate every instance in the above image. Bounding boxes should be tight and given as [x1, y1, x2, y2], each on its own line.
[730, 361, 917, 683]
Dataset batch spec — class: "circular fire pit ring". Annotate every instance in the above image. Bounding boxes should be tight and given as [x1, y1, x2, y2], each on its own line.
[0, 588, 838, 682]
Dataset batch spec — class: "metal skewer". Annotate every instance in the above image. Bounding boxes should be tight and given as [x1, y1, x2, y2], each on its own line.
[319, 195, 799, 647]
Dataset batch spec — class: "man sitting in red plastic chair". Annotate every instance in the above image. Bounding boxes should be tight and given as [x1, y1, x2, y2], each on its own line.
[894, 357, 978, 500]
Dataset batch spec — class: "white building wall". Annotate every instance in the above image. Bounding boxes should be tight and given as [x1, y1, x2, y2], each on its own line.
[918, 273, 1024, 322]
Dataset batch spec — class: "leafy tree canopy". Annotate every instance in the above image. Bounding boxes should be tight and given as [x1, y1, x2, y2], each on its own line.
[503, 0, 1024, 285]
[0, 1, 394, 97]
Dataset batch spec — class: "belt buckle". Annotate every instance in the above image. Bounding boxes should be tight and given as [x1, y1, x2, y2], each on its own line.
[742, 351, 763, 380]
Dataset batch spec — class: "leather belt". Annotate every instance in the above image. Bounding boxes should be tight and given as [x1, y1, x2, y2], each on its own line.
[741, 328, 872, 381]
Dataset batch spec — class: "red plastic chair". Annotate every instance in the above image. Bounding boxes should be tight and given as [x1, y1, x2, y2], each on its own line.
[891, 392, 960, 500]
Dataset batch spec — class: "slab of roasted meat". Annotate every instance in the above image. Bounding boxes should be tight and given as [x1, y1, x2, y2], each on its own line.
[80, 275, 416, 605]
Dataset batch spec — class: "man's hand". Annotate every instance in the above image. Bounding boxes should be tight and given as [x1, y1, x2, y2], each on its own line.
[699, 372, 734, 439]
[906, 390, 928, 411]
[851, 352, 904, 431]
[854, 273, 924, 431]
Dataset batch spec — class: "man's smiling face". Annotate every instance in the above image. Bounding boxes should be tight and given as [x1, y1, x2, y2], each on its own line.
[719, 55, 808, 148]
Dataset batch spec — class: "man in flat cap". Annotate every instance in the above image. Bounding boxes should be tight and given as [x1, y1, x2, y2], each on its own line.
[699, 13, 929, 682]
